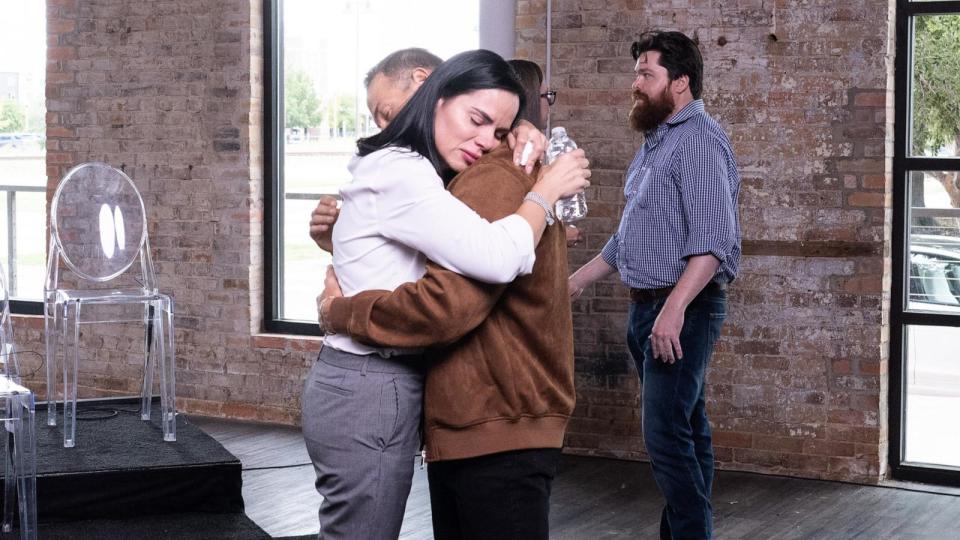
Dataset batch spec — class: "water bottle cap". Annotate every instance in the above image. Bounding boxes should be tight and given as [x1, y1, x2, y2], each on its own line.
[550, 126, 567, 138]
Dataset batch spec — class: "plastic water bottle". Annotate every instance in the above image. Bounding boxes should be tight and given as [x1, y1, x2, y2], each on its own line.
[544, 127, 588, 223]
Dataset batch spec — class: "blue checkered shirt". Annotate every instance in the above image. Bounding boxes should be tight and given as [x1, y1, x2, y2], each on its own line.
[601, 100, 741, 289]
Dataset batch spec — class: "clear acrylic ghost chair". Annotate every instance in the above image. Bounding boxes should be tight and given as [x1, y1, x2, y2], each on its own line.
[44, 162, 176, 448]
[0, 263, 37, 540]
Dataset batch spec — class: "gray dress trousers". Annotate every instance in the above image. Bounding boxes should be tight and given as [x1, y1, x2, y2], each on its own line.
[302, 345, 424, 540]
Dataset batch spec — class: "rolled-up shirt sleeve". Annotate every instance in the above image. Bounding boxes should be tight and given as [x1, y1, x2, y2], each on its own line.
[677, 134, 737, 264]
[601, 233, 620, 269]
[374, 152, 535, 284]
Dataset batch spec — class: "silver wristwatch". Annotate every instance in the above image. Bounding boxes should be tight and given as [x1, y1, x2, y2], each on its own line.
[523, 192, 556, 226]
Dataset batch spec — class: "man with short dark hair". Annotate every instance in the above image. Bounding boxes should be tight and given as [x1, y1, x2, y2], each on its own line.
[364, 48, 442, 129]
[569, 30, 741, 539]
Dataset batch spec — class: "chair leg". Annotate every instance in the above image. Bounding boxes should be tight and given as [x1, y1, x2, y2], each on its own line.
[2, 398, 13, 533]
[140, 303, 155, 422]
[13, 393, 37, 540]
[44, 300, 60, 427]
[63, 302, 80, 448]
[158, 299, 176, 442]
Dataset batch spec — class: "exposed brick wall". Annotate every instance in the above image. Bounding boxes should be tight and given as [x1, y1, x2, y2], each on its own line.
[17, 0, 321, 425]
[21, 0, 893, 483]
[516, 0, 893, 483]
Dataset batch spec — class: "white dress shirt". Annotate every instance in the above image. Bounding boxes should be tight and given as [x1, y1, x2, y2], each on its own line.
[325, 146, 535, 356]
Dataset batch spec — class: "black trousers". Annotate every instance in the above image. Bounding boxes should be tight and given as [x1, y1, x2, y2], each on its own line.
[427, 448, 561, 540]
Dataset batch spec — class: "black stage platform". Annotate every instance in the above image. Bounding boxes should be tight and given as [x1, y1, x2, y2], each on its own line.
[0, 397, 270, 539]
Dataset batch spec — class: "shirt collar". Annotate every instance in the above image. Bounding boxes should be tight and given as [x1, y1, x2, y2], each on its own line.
[666, 99, 704, 126]
[643, 99, 704, 148]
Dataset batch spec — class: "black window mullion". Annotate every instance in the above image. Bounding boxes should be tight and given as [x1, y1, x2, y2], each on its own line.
[262, 0, 322, 336]
[902, 157, 960, 170]
[10, 300, 42, 316]
[900, 0, 960, 16]
[889, 5, 911, 475]
[899, 311, 960, 326]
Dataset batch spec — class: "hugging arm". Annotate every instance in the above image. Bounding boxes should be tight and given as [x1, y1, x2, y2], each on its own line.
[326, 263, 507, 348]
[325, 159, 530, 348]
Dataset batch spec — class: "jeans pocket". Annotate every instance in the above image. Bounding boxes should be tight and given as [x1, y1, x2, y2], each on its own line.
[707, 310, 726, 345]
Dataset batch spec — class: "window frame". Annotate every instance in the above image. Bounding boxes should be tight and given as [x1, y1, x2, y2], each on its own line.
[889, 0, 960, 485]
[6, 185, 44, 314]
[4, 8, 47, 315]
[263, 0, 314, 334]
[10, 300, 42, 316]
[263, 0, 509, 335]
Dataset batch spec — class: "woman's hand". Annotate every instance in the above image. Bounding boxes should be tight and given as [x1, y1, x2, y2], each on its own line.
[508, 120, 548, 174]
[317, 265, 344, 333]
[309, 196, 340, 253]
[531, 149, 591, 204]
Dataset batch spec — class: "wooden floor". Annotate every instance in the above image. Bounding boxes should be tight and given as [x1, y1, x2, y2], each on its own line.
[189, 416, 960, 539]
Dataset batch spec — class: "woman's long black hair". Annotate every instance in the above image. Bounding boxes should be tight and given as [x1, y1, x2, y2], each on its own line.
[357, 49, 525, 183]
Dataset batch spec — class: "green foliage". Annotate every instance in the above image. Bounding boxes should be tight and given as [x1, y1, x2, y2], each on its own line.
[284, 69, 322, 130]
[0, 100, 25, 133]
[912, 15, 960, 156]
[331, 93, 357, 133]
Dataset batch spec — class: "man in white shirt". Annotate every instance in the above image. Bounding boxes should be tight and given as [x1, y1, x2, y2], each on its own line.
[309, 48, 582, 250]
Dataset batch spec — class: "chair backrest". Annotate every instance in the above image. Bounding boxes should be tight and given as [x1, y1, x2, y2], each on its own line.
[47, 162, 153, 289]
[0, 261, 17, 378]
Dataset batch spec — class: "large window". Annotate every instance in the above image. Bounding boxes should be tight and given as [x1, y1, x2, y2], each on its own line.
[0, 0, 46, 310]
[265, 1, 484, 334]
[891, 0, 960, 485]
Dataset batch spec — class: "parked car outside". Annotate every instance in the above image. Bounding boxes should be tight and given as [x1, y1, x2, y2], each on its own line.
[0, 133, 22, 148]
[0, 132, 44, 150]
[907, 233, 960, 397]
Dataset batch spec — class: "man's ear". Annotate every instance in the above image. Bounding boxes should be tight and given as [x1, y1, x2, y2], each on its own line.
[411, 67, 431, 86]
[671, 74, 690, 96]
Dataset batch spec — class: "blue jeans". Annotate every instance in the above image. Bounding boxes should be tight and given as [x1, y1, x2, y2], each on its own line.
[627, 285, 726, 540]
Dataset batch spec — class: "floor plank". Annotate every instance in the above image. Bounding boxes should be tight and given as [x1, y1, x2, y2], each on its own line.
[190, 416, 960, 539]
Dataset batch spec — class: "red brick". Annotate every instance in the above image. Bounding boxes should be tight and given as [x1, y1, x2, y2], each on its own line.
[861, 174, 887, 189]
[847, 191, 886, 207]
[713, 431, 753, 448]
[222, 402, 259, 420]
[47, 19, 76, 33]
[47, 46, 76, 61]
[853, 91, 887, 108]
[832, 359, 852, 375]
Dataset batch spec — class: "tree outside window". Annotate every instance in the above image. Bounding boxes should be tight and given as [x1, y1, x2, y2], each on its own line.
[272, 0, 480, 325]
[0, 0, 47, 304]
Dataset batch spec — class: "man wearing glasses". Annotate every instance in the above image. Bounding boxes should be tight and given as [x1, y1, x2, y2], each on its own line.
[568, 31, 741, 539]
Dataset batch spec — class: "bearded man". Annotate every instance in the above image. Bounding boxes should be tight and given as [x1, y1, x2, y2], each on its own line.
[567, 30, 741, 540]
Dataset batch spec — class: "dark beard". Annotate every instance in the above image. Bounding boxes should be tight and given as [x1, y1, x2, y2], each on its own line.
[629, 88, 675, 133]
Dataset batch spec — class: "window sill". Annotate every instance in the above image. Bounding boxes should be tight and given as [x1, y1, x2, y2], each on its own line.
[251, 333, 324, 352]
[10, 313, 44, 329]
